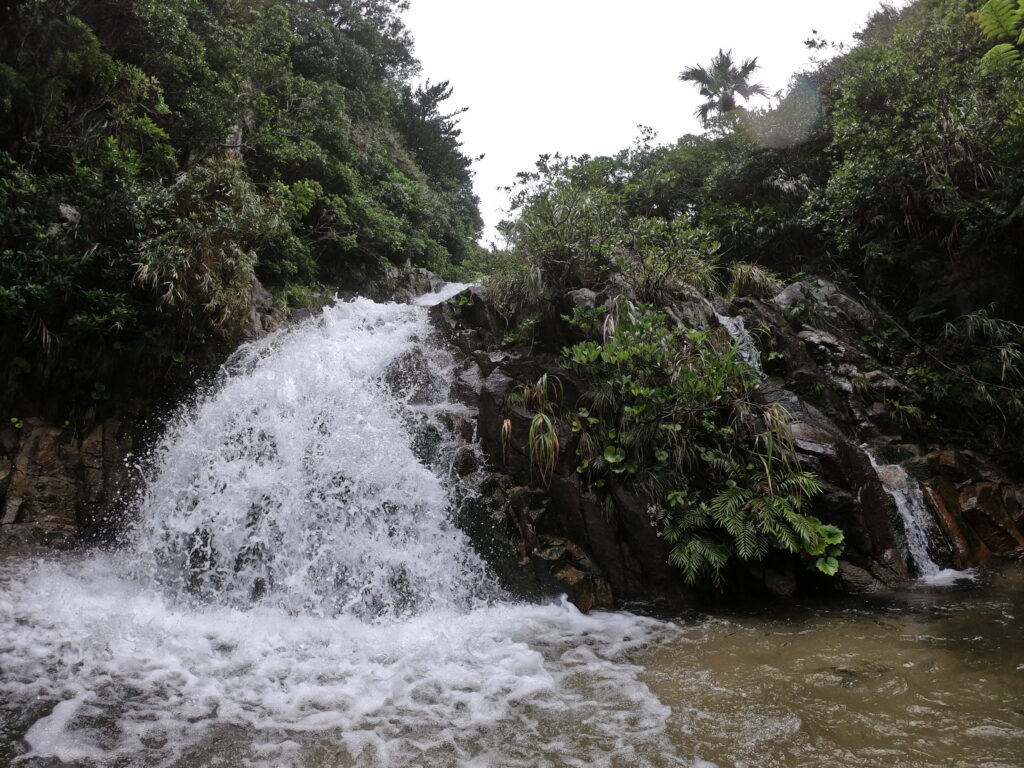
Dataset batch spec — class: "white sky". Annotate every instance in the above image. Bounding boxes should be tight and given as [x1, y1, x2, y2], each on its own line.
[402, 1, 900, 245]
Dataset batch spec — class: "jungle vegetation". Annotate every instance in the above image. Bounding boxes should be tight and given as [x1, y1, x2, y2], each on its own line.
[0, 0, 482, 420]
[484, 0, 1024, 580]
[2, 0, 1022, 583]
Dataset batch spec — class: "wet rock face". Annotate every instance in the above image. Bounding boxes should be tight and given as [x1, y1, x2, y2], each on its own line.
[242, 278, 287, 341]
[532, 537, 613, 613]
[382, 348, 439, 405]
[1, 422, 78, 543]
[918, 450, 1024, 566]
[437, 278, 1024, 608]
[733, 281, 1024, 577]
[373, 265, 445, 304]
[0, 276, 326, 558]
[1, 418, 132, 554]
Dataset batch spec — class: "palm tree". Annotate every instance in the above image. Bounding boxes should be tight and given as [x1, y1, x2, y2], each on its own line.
[679, 49, 767, 127]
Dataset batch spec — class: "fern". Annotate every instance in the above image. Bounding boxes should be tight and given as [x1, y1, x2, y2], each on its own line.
[668, 535, 731, 585]
[781, 508, 820, 544]
[978, 0, 1021, 40]
[982, 42, 1022, 68]
[977, 0, 1024, 69]
[707, 483, 750, 537]
[734, 523, 760, 560]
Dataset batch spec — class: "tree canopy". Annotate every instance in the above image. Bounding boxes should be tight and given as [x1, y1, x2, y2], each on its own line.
[0, 0, 483, 420]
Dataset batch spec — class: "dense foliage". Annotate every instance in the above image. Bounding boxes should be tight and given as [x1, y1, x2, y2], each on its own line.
[0, 0, 481, 419]
[562, 301, 841, 583]
[488, 0, 1024, 581]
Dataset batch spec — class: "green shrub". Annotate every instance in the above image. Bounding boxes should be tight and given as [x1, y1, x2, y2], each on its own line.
[563, 299, 838, 584]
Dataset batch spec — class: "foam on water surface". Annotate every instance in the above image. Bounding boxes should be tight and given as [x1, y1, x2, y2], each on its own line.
[411, 281, 476, 307]
[0, 555, 676, 766]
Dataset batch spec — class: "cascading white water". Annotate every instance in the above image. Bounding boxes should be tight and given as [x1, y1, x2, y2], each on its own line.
[863, 448, 973, 585]
[126, 291, 489, 618]
[714, 313, 761, 374]
[0, 286, 676, 767]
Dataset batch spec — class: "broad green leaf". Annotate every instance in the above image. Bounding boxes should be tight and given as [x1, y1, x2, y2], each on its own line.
[816, 556, 840, 576]
[603, 445, 625, 463]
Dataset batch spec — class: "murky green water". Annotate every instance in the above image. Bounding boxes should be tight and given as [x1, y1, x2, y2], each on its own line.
[641, 562, 1024, 768]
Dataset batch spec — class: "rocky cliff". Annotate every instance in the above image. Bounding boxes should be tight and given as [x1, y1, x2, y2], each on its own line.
[433, 279, 1024, 608]
[5, 273, 1022, 611]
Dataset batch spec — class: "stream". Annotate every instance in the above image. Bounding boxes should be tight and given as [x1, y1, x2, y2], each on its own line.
[0, 289, 1021, 767]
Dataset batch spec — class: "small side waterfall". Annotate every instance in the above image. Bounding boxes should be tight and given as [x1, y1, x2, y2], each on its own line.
[715, 313, 762, 374]
[863, 448, 973, 585]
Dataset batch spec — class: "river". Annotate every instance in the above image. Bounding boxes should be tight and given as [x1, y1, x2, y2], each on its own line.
[0, 288, 1020, 767]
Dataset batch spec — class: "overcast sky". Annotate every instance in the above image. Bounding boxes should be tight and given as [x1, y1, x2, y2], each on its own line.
[402, 1, 901, 244]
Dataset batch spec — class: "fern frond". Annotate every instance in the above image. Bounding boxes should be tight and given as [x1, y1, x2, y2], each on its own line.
[734, 524, 761, 560]
[781, 508, 819, 544]
[708, 485, 751, 536]
[669, 536, 730, 585]
[979, 0, 1020, 40]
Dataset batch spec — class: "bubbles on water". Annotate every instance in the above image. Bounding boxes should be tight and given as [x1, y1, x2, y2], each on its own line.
[0, 557, 675, 767]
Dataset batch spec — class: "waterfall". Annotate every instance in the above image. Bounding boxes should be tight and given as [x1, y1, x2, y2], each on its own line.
[125, 290, 490, 618]
[715, 313, 762, 374]
[0, 286, 674, 767]
[863, 448, 974, 585]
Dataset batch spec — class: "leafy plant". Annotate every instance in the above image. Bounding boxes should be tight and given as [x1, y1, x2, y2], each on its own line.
[505, 373, 563, 414]
[527, 413, 560, 488]
[975, 0, 1024, 68]
[562, 299, 834, 583]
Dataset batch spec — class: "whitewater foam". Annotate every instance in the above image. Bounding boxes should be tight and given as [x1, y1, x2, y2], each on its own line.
[0, 290, 678, 767]
[0, 555, 676, 766]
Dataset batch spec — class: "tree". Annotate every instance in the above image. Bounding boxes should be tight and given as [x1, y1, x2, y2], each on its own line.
[0, 0, 483, 422]
[679, 49, 767, 127]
